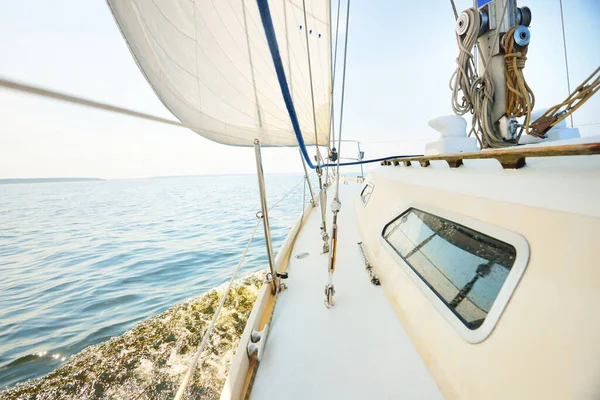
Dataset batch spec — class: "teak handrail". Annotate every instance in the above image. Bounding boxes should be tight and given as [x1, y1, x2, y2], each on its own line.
[381, 142, 600, 169]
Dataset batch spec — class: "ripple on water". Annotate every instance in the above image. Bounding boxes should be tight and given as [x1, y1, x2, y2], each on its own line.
[0, 274, 264, 399]
[0, 174, 312, 392]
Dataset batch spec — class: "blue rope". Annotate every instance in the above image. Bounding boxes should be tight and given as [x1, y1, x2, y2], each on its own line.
[255, 0, 420, 169]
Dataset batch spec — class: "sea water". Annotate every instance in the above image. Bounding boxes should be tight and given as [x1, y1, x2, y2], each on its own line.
[0, 174, 312, 398]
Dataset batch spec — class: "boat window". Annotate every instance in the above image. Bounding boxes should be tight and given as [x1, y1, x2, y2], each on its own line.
[382, 208, 517, 330]
[360, 183, 374, 206]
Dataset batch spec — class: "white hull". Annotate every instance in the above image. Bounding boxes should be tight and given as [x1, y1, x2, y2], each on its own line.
[224, 140, 600, 399]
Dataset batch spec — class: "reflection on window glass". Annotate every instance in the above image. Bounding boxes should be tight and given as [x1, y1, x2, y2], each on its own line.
[383, 208, 516, 329]
[360, 184, 373, 205]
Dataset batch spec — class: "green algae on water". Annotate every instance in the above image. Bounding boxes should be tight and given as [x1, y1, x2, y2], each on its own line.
[0, 272, 265, 400]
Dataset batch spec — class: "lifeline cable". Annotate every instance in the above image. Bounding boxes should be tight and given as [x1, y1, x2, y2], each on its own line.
[174, 220, 260, 400]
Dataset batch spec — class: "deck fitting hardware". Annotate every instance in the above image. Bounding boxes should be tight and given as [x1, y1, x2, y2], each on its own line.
[247, 324, 269, 361]
[266, 272, 287, 293]
[381, 143, 600, 170]
[447, 159, 464, 168]
[357, 242, 381, 286]
[295, 252, 310, 259]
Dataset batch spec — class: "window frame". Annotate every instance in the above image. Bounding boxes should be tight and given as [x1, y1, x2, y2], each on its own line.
[380, 202, 529, 343]
[360, 183, 374, 206]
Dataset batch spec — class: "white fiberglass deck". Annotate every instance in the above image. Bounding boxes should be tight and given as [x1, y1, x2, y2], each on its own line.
[250, 181, 443, 399]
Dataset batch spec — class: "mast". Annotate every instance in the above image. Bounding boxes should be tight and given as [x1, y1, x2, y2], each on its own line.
[475, 0, 530, 140]
[478, 0, 515, 131]
[452, 0, 533, 146]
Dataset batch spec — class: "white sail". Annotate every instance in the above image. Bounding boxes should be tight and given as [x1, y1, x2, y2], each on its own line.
[107, 0, 331, 147]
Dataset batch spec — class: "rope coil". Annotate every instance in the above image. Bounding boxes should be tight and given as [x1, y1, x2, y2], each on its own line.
[450, 8, 505, 148]
[450, 1, 517, 148]
[504, 25, 537, 138]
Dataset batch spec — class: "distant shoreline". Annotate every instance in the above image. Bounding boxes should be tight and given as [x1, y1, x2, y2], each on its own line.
[0, 178, 104, 185]
[0, 172, 314, 185]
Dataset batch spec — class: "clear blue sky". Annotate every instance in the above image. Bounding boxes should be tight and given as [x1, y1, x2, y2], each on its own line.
[0, 0, 598, 179]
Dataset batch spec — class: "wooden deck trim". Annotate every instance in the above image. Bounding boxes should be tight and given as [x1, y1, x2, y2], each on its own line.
[381, 142, 600, 169]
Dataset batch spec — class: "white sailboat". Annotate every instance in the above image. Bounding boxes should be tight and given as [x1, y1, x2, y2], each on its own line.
[106, 0, 600, 398]
[1, 0, 598, 398]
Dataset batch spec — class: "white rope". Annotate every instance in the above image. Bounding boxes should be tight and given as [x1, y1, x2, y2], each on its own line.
[174, 219, 260, 400]
[449, 0, 512, 148]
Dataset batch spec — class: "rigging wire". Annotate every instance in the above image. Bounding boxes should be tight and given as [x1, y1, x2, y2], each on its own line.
[267, 176, 305, 212]
[301, 173, 307, 225]
[173, 174, 304, 399]
[558, 0, 574, 128]
[324, 0, 343, 187]
[299, 148, 317, 206]
[0, 77, 198, 131]
[575, 122, 600, 127]
[301, 0, 324, 169]
[324, 0, 351, 309]
[174, 219, 260, 400]
[472, 0, 479, 76]
[300, 0, 331, 246]
[329, 0, 343, 153]
[450, 0, 459, 20]
[255, 0, 421, 169]
[1, 63, 420, 169]
[335, 0, 351, 183]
